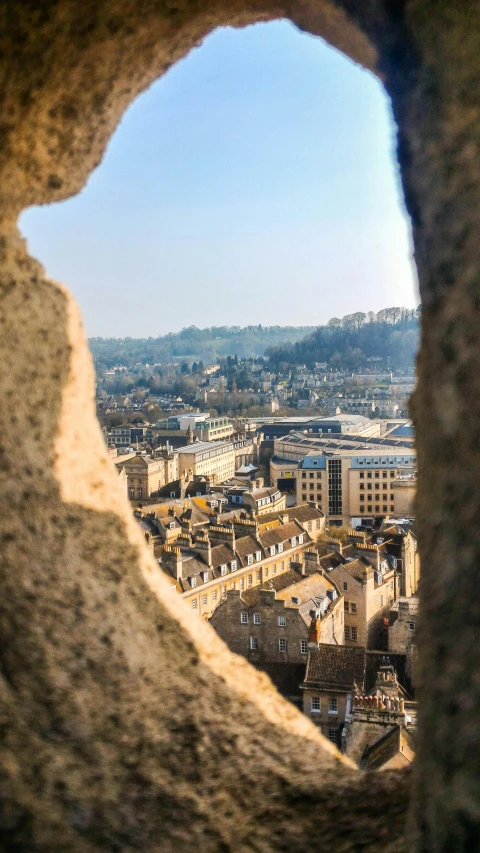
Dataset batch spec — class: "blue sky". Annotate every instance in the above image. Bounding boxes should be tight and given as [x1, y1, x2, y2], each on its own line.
[20, 21, 418, 338]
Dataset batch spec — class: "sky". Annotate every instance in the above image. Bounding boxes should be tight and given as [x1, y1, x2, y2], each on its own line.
[19, 21, 418, 339]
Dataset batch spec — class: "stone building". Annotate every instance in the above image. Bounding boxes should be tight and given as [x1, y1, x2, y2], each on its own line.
[321, 550, 397, 650]
[160, 515, 314, 617]
[389, 597, 419, 687]
[343, 662, 416, 769]
[176, 440, 235, 483]
[114, 450, 178, 501]
[209, 561, 344, 664]
[242, 485, 286, 516]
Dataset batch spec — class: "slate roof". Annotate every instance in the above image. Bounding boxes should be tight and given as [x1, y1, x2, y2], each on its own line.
[304, 645, 366, 691]
[361, 725, 415, 770]
[259, 520, 305, 549]
[240, 568, 304, 606]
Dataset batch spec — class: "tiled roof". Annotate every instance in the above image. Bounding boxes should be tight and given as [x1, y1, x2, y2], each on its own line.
[240, 568, 304, 606]
[304, 644, 366, 691]
[259, 521, 306, 549]
[253, 662, 306, 705]
[234, 535, 262, 561]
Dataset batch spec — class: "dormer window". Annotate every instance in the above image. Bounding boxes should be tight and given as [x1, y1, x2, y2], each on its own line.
[220, 565, 227, 576]
[247, 554, 253, 565]
[191, 577, 197, 588]
[202, 571, 209, 583]
[231, 560, 237, 571]
[278, 543, 284, 553]
[298, 534, 304, 545]
[270, 546, 276, 557]
[256, 551, 262, 562]
[291, 537, 297, 548]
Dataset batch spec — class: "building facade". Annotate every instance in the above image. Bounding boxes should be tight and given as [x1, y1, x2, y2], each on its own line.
[176, 440, 235, 483]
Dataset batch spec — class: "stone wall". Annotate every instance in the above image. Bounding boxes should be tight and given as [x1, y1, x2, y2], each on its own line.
[1, 1, 480, 851]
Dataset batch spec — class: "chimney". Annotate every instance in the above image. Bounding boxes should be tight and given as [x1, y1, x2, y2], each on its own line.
[327, 539, 343, 554]
[303, 551, 320, 575]
[308, 615, 321, 649]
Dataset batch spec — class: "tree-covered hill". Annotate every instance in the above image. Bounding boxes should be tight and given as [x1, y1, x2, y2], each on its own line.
[89, 325, 316, 369]
[266, 307, 420, 372]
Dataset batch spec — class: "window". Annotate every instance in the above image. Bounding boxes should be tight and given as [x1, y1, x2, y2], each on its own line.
[248, 574, 253, 587]
[375, 494, 379, 501]
[256, 571, 261, 583]
[368, 505, 372, 512]
[230, 581, 235, 590]
[307, 521, 312, 531]
[350, 602, 357, 615]
[344, 601, 349, 612]
[298, 534, 304, 544]
[212, 590, 217, 602]
[280, 561, 284, 571]
[253, 613, 261, 625]
[351, 627, 357, 641]
[264, 566, 269, 578]
[329, 698, 338, 714]
[300, 639, 308, 655]
[231, 560, 237, 571]
[343, 581, 348, 592]
[272, 564, 277, 574]
[367, 472, 372, 479]
[367, 483, 372, 491]
[278, 615, 286, 627]
[390, 505, 395, 512]
[241, 612, 248, 624]
[255, 551, 262, 562]
[375, 472, 379, 479]
[201, 595, 207, 606]
[239, 578, 245, 591]
[311, 696, 321, 713]
[390, 471, 395, 478]
[250, 636, 258, 650]
[278, 638, 287, 652]
[192, 600, 197, 610]
[191, 577, 197, 588]
[302, 472, 306, 479]
[390, 493, 394, 501]
[328, 728, 338, 744]
[278, 542, 284, 553]
[379, 595, 384, 606]
[375, 505, 380, 512]
[247, 554, 253, 565]
[344, 626, 350, 640]
[221, 585, 227, 597]
[383, 505, 388, 512]
[360, 483, 364, 491]
[270, 546, 276, 557]
[359, 472, 364, 479]
[408, 622, 416, 631]
[360, 506, 364, 513]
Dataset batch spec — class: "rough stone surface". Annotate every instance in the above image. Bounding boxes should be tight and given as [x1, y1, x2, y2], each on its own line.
[0, 1, 479, 851]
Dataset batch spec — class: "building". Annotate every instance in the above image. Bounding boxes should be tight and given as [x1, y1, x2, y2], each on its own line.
[302, 647, 412, 747]
[209, 559, 344, 664]
[242, 486, 286, 516]
[115, 450, 178, 501]
[342, 662, 416, 768]
[389, 597, 419, 686]
[159, 515, 315, 617]
[320, 544, 397, 649]
[176, 440, 235, 483]
[296, 448, 416, 526]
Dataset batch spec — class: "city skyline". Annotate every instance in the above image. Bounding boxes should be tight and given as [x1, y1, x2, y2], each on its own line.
[20, 21, 418, 338]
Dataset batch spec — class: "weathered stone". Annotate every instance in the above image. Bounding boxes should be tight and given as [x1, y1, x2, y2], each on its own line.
[1, 1, 479, 851]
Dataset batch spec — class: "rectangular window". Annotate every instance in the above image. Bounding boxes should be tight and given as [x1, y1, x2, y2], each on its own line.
[278, 638, 287, 652]
[300, 639, 308, 655]
[351, 627, 357, 641]
[278, 615, 286, 627]
[383, 505, 388, 512]
[221, 585, 227, 597]
[221, 565, 227, 576]
[250, 636, 258, 650]
[191, 577, 197, 588]
[270, 546, 276, 557]
[360, 484, 364, 491]
[408, 622, 416, 631]
[253, 613, 261, 625]
[360, 506, 364, 513]
[241, 612, 249, 624]
[359, 472, 364, 479]
[201, 595, 207, 606]
[192, 600, 197, 610]
[350, 602, 357, 614]
[231, 560, 237, 571]
[311, 696, 321, 712]
[344, 626, 350, 640]
[212, 590, 217, 602]
[328, 458, 342, 516]
[379, 595, 384, 606]
[344, 601, 349, 612]
[256, 571, 261, 583]
[329, 698, 338, 714]
[343, 581, 348, 592]
[328, 728, 337, 744]
[272, 564, 277, 574]
[278, 543, 284, 553]
[255, 551, 262, 562]
[248, 574, 253, 587]
[247, 554, 253, 565]
[264, 566, 269, 578]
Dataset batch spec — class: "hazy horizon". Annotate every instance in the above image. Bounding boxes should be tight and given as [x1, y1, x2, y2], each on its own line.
[20, 21, 419, 338]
